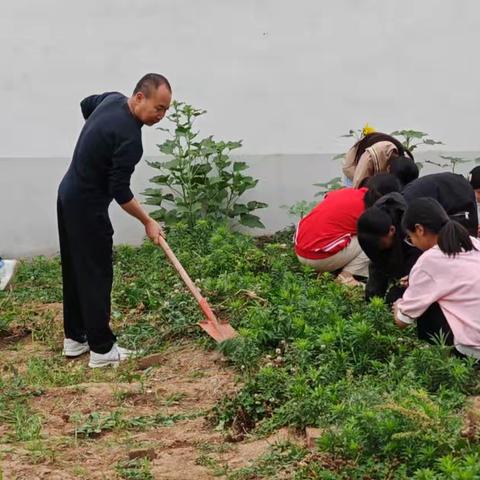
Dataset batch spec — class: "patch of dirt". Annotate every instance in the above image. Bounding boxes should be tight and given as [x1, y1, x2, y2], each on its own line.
[0, 326, 31, 348]
[461, 396, 480, 440]
[220, 428, 301, 470]
[0, 337, 303, 479]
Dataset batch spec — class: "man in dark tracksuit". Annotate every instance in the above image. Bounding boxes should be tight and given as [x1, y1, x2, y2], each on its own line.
[58, 73, 172, 368]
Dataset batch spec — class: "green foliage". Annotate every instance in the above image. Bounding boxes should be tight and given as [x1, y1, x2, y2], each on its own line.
[3, 221, 480, 478]
[287, 127, 446, 220]
[12, 404, 42, 441]
[414, 454, 480, 479]
[72, 410, 202, 438]
[313, 177, 343, 197]
[390, 129, 444, 152]
[228, 442, 307, 479]
[425, 155, 480, 173]
[0, 374, 43, 442]
[116, 458, 153, 480]
[143, 101, 267, 228]
[281, 200, 318, 219]
[333, 128, 443, 163]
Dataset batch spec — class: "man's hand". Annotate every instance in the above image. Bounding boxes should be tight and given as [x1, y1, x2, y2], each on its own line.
[120, 198, 166, 244]
[145, 218, 165, 245]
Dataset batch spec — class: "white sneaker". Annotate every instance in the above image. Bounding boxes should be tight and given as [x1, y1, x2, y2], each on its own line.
[0, 259, 18, 291]
[88, 343, 135, 368]
[117, 345, 136, 360]
[63, 338, 90, 357]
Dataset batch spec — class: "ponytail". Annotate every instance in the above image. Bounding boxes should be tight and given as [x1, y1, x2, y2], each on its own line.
[438, 220, 475, 257]
[354, 132, 414, 165]
[402, 197, 477, 257]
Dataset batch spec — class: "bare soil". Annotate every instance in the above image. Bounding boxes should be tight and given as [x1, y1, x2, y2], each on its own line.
[0, 304, 304, 479]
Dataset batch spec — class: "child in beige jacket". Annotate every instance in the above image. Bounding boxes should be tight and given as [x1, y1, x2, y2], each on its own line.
[343, 132, 416, 188]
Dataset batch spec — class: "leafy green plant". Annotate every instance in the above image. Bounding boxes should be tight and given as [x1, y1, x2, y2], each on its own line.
[72, 410, 203, 438]
[424, 155, 480, 173]
[143, 101, 267, 228]
[281, 200, 318, 220]
[4, 220, 480, 479]
[311, 127, 444, 217]
[390, 129, 443, 152]
[313, 177, 343, 197]
[338, 128, 443, 155]
[72, 411, 123, 438]
[13, 404, 42, 441]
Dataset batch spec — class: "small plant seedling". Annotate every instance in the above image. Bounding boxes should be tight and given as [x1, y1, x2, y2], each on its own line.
[116, 458, 154, 480]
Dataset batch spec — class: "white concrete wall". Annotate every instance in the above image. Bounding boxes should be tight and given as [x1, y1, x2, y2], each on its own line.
[1, 0, 480, 256]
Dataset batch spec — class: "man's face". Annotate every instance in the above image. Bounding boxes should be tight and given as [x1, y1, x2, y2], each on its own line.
[135, 85, 172, 126]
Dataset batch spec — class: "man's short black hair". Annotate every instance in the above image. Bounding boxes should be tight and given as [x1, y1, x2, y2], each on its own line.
[133, 73, 172, 97]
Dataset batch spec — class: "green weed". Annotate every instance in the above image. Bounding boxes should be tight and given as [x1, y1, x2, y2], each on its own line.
[116, 458, 153, 480]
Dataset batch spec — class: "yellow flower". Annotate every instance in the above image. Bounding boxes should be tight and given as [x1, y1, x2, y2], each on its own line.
[362, 123, 376, 137]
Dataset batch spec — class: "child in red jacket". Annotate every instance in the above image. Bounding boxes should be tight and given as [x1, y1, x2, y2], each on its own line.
[295, 187, 369, 286]
[295, 175, 401, 285]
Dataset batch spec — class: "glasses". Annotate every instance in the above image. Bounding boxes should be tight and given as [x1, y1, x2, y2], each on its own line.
[404, 236, 415, 247]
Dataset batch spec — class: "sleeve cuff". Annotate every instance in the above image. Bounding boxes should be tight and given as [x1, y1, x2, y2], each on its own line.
[115, 190, 134, 205]
[397, 309, 416, 325]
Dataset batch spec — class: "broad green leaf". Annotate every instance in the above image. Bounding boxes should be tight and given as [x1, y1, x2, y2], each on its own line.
[193, 164, 213, 175]
[142, 188, 163, 196]
[233, 162, 248, 172]
[159, 141, 176, 155]
[233, 203, 249, 215]
[150, 175, 171, 184]
[226, 140, 243, 150]
[247, 201, 268, 210]
[209, 176, 224, 185]
[392, 130, 428, 139]
[239, 213, 265, 229]
[163, 158, 182, 169]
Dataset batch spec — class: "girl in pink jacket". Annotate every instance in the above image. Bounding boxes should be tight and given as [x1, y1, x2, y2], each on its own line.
[394, 198, 480, 358]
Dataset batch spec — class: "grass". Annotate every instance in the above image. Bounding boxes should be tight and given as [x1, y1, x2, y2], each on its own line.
[71, 410, 203, 439]
[116, 458, 153, 480]
[1, 220, 480, 478]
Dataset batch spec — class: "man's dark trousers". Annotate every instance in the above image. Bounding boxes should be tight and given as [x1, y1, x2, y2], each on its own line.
[57, 196, 116, 354]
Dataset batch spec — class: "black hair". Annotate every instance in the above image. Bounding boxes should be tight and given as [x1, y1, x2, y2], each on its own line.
[354, 132, 414, 164]
[402, 198, 476, 257]
[358, 206, 393, 241]
[357, 206, 400, 268]
[389, 156, 419, 187]
[133, 73, 172, 96]
[364, 173, 401, 208]
[358, 194, 410, 271]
